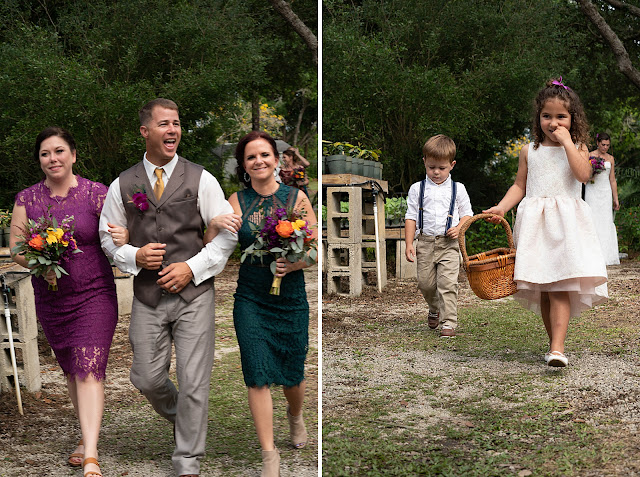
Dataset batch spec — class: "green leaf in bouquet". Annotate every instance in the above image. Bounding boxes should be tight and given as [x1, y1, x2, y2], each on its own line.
[270, 261, 277, 275]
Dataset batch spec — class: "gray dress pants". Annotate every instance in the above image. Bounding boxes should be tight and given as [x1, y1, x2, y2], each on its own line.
[129, 289, 215, 476]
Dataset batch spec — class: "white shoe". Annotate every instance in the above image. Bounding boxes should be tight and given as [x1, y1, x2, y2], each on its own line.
[544, 352, 551, 364]
[547, 351, 568, 367]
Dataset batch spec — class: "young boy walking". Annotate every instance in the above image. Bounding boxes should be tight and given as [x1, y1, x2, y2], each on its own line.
[405, 134, 473, 337]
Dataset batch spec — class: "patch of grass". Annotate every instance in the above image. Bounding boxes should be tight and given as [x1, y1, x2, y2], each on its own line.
[564, 309, 639, 355]
[324, 268, 640, 476]
[323, 373, 623, 477]
[380, 301, 549, 360]
[104, 349, 317, 476]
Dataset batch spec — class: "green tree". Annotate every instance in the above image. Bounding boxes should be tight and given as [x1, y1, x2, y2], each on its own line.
[323, 0, 640, 208]
[0, 0, 317, 207]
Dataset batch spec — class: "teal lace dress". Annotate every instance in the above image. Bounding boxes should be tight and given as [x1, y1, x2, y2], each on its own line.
[233, 184, 309, 387]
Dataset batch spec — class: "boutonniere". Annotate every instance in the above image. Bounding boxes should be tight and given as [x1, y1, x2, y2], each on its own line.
[128, 185, 149, 211]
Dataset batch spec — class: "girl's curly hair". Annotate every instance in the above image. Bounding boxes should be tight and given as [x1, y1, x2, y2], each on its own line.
[531, 78, 589, 149]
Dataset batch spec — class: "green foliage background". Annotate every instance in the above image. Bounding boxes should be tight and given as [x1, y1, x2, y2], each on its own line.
[323, 0, 640, 213]
[0, 0, 317, 207]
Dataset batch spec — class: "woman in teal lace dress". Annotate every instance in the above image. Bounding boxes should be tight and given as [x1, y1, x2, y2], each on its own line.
[206, 131, 316, 476]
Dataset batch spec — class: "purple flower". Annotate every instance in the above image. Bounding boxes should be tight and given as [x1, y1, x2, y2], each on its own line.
[131, 192, 149, 211]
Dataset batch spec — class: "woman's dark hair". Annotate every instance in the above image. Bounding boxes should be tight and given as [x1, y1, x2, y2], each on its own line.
[33, 126, 77, 162]
[235, 130, 280, 187]
[531, 77, 589, 149]
[596, 132, 611, 143]
[284, 147, 305, 166]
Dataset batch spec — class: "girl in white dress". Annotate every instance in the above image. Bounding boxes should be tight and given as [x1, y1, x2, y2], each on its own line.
[584, 132, 620, 265]
[485, 78, 607, 367]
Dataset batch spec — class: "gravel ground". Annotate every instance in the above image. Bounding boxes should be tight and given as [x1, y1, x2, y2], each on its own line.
[323, 259, 640, 476]
[0, 261, 319, 476]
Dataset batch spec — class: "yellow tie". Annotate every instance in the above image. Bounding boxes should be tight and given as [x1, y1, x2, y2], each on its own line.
[154, 168, 165, 200]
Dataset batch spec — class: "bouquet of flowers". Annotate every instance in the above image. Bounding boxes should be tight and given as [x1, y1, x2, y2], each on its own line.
[241, 207, 317, 295]
[11, 208, 82, 291]
[293, 168, 306, 186]
[589, 156, 606, 183]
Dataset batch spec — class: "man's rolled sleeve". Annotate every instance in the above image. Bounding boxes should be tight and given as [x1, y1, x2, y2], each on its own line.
[187, 171, 238, 285]
[98, 178, 143, 275]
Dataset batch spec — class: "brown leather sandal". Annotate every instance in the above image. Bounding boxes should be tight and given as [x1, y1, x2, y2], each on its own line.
[83, 457, 102, 477]
[68, 439, 83, 467]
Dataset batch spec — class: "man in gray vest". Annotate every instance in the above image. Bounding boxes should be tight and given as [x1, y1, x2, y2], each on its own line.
[99, 98, 239, 476]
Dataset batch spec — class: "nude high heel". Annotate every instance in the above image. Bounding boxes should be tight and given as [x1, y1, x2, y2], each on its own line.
[287, 406, 308, 449]
[261, 448, 280, 477]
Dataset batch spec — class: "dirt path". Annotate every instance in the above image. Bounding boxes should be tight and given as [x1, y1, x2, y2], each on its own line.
[323, 260, 640, 476]
[0, 261, 318, 476]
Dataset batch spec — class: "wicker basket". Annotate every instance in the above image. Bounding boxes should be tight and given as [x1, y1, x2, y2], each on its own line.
[458, 213, 517, 300]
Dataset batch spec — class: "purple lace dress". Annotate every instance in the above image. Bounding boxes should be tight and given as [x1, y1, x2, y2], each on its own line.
[15, 176, 118, 381]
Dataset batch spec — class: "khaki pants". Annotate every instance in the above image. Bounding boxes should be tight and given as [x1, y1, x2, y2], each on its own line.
[416, 235, 460, 329]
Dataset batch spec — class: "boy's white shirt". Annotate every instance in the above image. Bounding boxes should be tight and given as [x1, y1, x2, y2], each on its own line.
[405, 175, 473, 237]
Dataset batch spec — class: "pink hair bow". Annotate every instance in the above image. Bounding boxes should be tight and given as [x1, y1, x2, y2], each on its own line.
[552, 77, 571, 91]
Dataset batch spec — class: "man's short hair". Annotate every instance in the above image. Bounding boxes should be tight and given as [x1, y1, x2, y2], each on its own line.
[139, 98, 179, 126]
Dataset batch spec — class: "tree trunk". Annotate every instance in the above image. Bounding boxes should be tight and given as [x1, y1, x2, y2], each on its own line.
[293, 95, 308, 145]
[576, 0, 640, 90]
[268, 0, 318, 65]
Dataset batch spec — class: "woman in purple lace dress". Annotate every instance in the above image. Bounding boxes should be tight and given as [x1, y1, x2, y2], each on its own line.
[9, 127, 117, 477]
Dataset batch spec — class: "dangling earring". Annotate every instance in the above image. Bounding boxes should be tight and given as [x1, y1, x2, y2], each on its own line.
[244, 172, 250, 182]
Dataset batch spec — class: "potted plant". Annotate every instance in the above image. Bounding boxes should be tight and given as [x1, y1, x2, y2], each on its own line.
[363, 146, 382, 178]
[384, 197, 407, 227]
[322, 140, 354, 174]
[0, 209, 11, 247]
[351, 144, 383, 179]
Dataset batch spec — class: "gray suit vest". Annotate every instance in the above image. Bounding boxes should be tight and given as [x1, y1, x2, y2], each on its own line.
[119, 157, 213, 307]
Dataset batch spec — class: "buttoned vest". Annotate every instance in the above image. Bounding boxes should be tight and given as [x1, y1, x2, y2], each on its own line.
[119, 157, 213, 307]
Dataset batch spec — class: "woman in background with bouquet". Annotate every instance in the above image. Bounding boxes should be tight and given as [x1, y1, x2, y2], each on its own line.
[279, 146, 311, 197]
[9, 127, 117, 477]
[204, 130, 317, 476]
[584, 132, 620, 265]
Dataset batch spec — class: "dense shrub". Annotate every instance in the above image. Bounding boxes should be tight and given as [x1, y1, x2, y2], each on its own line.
[615, 206, 640, 253]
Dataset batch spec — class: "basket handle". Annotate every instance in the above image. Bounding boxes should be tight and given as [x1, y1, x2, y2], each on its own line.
[458, 213, 516, 265]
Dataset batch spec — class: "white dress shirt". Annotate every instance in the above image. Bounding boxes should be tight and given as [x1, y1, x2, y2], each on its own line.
[99, 153, 237, 285]
[405, 175, 473, 237]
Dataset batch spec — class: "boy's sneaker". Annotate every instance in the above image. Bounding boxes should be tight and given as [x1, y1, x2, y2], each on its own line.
[440, 326, 456, 338]
[427, 311, 440, 329]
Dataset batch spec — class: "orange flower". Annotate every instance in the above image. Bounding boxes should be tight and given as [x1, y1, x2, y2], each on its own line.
[28, 234, 45, 251]
[275, 220, 294, 238]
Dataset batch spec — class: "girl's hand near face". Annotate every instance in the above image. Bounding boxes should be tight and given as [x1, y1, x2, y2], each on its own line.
[551, 126, 572, 147]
